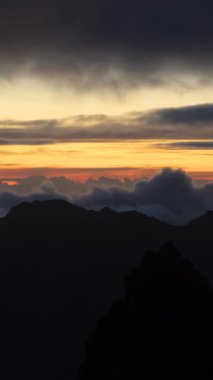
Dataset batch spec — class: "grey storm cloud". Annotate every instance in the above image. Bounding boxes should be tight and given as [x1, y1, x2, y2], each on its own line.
[1, 103, 213, 144]
[1, 168, 213, 224]
[0, 0, 213, 87]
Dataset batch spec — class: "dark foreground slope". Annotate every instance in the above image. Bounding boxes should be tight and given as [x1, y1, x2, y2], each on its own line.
[80, 244, 213, 378]
[0, 200, 212, 378]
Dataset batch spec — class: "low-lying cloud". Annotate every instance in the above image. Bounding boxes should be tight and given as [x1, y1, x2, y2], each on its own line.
[1, 168, 213, 224]
[76, 169, 213, 224]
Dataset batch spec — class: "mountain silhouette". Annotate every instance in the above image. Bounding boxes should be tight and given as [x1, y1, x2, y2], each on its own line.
[0, 201, 212, 378]
[80, 243, 213, 378]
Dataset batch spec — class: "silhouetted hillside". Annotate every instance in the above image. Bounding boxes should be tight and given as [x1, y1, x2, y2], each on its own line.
[80, 244, 213, 378]
[0, 201, 212, 378]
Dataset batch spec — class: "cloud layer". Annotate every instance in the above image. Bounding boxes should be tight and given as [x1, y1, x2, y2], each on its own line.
[76, 169, 213, 224]
[1, 103, 213, 144]
[0, 0, 213, 88]
[1, 168, 213, 224]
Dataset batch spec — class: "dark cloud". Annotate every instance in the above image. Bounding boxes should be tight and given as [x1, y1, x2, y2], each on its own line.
[75, 168, 213, 224]
[1, 104, 213, 144]
[0, 186, 67, 218]
[0, 175, 135, 196]
[0, 174, 136, 216]
[156, 141, 213, 149]
[148, 104, 213, 125]
[1, 169, 213, 224]
[0, 0, 213, 87]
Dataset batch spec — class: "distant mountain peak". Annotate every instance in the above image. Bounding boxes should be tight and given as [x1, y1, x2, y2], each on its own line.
[186, 210, 213, 227]
[100, 207, 116, 215]
[6, 199, 88, 219]
[81, 244, 213, 378]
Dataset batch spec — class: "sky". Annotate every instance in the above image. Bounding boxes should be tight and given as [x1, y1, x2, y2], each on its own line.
[0, 0, 213, 183]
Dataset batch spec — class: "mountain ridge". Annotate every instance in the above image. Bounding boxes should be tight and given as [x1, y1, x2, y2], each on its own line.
[0, 200, 212, 378]
[81, 243, 213, 378]
[4, 199, 211, 226]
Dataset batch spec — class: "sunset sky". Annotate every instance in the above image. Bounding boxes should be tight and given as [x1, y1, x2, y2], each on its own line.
[1, 0, 213, 182]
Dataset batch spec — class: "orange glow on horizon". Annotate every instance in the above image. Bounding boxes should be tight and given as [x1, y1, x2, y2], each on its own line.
[0, 140, 212, 182]
[1, 180, 18, 186]
[0, 167, 212, 183]
[0, 140, 212, 174]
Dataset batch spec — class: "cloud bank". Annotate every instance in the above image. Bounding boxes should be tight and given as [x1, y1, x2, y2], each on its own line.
[76, 169, 213, 224]
[1, 169, 213, 224]
[1, 103, 213, 144]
